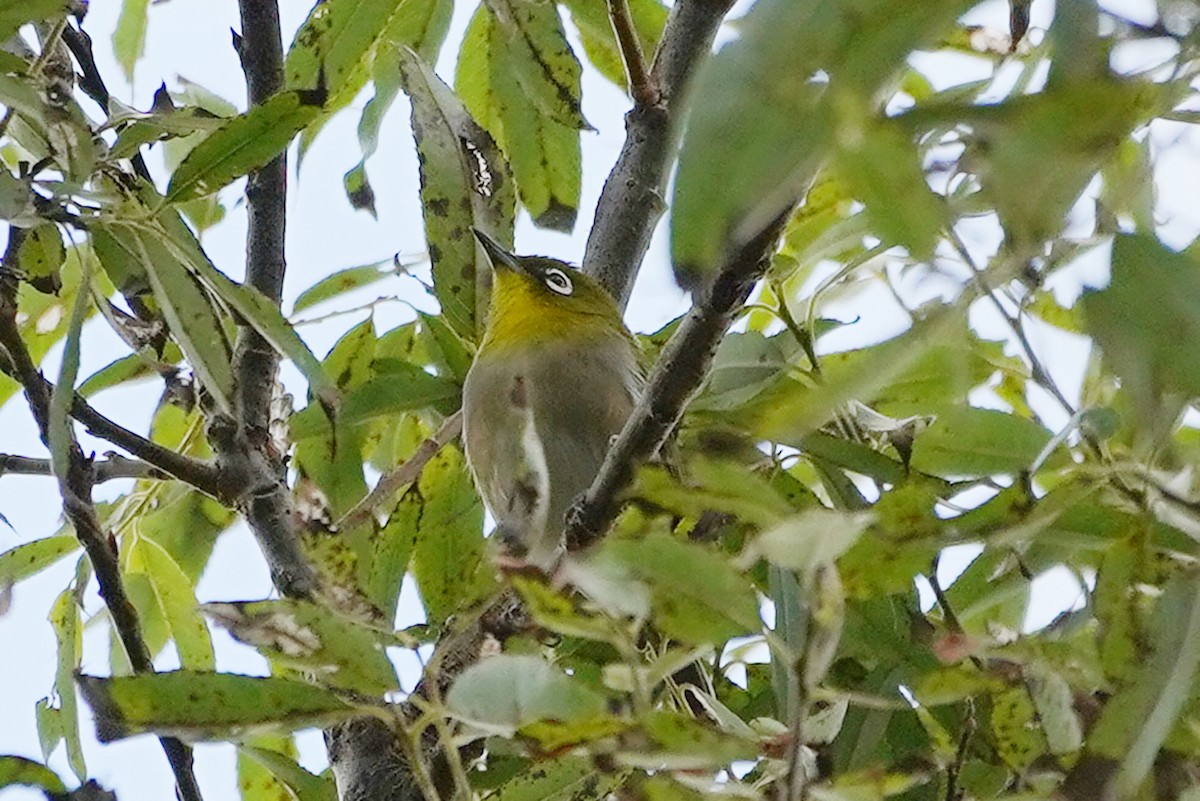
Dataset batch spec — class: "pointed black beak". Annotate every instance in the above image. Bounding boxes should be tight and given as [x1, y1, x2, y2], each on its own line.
[472, 228, 520, 272]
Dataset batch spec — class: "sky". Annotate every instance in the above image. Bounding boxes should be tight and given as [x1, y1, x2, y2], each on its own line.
[1, 0, 1198, 799]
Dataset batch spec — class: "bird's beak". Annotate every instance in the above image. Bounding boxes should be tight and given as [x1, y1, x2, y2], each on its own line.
[473, 229, 520, 272]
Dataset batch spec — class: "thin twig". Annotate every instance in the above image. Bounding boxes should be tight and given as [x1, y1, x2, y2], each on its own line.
[566, 210, 791, 551]
[945, 699, 976, 801]
[0, 452, 169, 482]
[607, 0, 657, 106]
[60, 24, 154, 183]
[0, 293, 204, 801]
[336, 411, 462, 532]
[0, 345, 225, 496]
[583, 0, 736, 309]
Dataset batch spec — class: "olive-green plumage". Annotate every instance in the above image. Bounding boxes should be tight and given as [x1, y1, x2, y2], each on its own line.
[463, 230, 642, 569]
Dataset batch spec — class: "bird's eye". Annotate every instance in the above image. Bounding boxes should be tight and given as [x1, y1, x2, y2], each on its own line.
[542, 267, 573, 296]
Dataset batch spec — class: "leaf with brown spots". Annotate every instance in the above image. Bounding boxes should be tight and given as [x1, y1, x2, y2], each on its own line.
[400, 50, 515, 340]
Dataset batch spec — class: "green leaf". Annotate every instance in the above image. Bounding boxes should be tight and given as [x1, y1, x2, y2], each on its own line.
[692, 330, 800, 413]
[167, 91, 321, 202]
[285, 0, 453, 124]
[204, 599, 399, 695]
[363, 493, 419, 618]
[1090, 575, 1200, 795]
[625, 711, 759, 769]
[46, 246, 91, 482]
[289, 362, 459, 439]
[831, 114, 943, 259]
[1082, 233, 1200, 427]
[17, 223, 66, 286]
[0, 755, 66, 795]
[0, 535, 79, 585]
[457, 5, 580, 230]
[78, 350, 170, 398]
[113, 0, 150, 81]
[759, 313, 961, 442]
[487, 757, 623, 801]
[188, 258, 340, 408]
[1027, 665, 1084, 755]
[909, 406, 1055, 477]
[0, 249, 102, 412]
[92, 222, 236, 413]
[0, 0, 71, 43]
[50, 585, 85, 781]
[77, 671, 364, 742]
[602, 533, 761, 644]
[400, 49, 515, 340]
[750, 508, 873, 571]
[239, 741, 336, 801]
[447, 654, 607, 734]
[671, 0, 973, 281]
[560, 0, 667, 90]
[486, 0, 588, 130]
[410, 444, 492, 622]
[126, 535, 215, 670]
[292, 260, 395, 314]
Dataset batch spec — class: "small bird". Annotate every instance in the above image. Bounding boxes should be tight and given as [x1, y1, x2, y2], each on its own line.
[463, 230, 643, 569]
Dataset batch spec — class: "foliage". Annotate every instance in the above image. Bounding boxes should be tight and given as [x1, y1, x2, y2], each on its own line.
[1, 1, 1200, 801]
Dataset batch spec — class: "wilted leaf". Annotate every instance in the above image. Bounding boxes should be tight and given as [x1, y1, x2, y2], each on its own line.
[204, 599, 398, 695]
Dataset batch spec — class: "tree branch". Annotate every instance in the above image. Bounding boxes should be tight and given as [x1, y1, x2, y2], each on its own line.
[607, 0, 657, 107]
[583, 0, 735, 310]
[335, 411, 462, 533]
[0, 452, 169, 482]
[567, 211, 791, 551]
[0, 293, 204, 801]
[0, 350, 226, 495]
[215, 0, 319, 601]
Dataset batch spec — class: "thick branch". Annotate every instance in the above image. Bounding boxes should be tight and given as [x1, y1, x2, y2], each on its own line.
[583, 0, 735, 310]
[234, 0, 288, 428]
[567, 212, 791, 551]
[0, 295, 204, 801]
[218, 0, 318, 600]
[0, 452, 168, 482]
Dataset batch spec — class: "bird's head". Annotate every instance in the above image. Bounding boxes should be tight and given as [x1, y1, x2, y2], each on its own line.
[473, 229, 628, 352]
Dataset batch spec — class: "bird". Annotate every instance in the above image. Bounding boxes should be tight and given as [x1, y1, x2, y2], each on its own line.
[462, 229, 643, 570]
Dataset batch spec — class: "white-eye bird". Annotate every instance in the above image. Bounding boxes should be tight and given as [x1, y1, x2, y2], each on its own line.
[462, 230, 643, 569]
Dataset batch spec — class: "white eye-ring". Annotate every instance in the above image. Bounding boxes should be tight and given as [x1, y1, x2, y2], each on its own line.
[543, 267, 573, 296]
